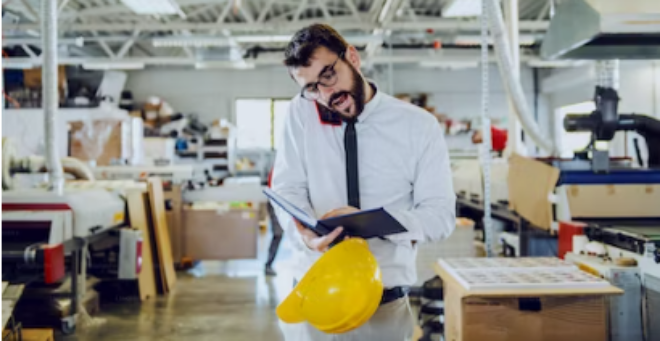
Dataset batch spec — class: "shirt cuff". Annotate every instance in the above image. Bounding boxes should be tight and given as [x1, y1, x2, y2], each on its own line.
[384, 208, 424, 244]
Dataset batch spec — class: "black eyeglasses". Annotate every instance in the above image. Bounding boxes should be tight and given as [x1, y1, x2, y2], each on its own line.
[300, 51, 345, 101]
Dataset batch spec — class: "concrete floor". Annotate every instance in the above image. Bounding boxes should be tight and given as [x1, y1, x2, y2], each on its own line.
[63, 232, 295, 341]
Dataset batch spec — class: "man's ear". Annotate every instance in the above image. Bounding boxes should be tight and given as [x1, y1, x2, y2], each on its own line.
[346, 45, 361, 69]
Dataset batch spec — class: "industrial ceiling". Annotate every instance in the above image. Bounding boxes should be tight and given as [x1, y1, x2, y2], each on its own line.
[2, 0, 559, 69]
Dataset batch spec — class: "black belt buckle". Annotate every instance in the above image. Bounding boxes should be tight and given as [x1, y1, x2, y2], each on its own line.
[380, 286, 409, 305]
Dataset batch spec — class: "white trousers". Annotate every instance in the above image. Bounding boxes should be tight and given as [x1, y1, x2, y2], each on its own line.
[279, 297, 416, 341]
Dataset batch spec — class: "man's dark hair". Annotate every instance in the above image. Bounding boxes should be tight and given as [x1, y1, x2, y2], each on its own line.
[284, 24, 349, 68]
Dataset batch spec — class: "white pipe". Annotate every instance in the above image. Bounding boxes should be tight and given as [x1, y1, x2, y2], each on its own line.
[61, 158, 96, 181]
[488, 0, 556, 155]
[504, 0, 524, 156]
[42, 0, 64, 194]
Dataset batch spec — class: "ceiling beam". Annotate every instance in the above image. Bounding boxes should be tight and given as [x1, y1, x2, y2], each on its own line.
[116, 29, 141, 58]
[4, 19, 549, 33]
[59, 0, 235, 20]
[21, 44, 39, 58]
[536, 1, 551, 21]
[257, 0, 276, 23]
[294, 0, 310, 22]
[97, 38, 117, 58]
[343, 0, 361, 21]
[216, 2, 234, 24]
[317, 0, 332, 20]
[2, 52, 548, 68]
[239, 3, 256, 23]
[19, 0, 40, 23]
[58, 0, 72, 13]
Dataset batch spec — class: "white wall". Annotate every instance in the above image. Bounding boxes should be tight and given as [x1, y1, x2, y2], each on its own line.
[125, 65, 540, 125]
[545, 61, 660, 118]
[125, 67, 299, 124]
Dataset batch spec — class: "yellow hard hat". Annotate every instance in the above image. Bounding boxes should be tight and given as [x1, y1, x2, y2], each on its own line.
[277, 238, 383, 334]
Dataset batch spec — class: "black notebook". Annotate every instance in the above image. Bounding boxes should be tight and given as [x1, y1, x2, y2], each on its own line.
[263, 188, 407, 239]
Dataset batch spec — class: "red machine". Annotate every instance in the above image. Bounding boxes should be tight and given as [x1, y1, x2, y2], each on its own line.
[558, 221, 587, 259]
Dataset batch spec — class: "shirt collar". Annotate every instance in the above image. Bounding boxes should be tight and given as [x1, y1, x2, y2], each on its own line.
[356, 82, 382, 124]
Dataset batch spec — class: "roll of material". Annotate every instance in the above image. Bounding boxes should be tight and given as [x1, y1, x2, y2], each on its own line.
[573, 235, 589, 254]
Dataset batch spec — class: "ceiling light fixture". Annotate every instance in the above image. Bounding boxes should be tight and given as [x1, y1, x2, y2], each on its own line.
[443, 0, 481, 18]
[120, 0, 184, 15]
[419, 61, 479, 69]
[153, 37, 232, 48]
[195, 60, 256, 70]
[454, 35, 537, 46]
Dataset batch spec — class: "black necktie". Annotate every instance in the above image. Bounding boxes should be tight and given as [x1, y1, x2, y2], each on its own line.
[344, 119, 360, 209]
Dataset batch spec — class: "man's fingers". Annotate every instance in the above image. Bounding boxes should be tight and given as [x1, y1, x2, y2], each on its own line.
[321, 206, 358, 219]
[327, 226, 344, 240]
[320, 209, 339, 220]
[318, 227, 344, 251]
[295, 220, 305, 233]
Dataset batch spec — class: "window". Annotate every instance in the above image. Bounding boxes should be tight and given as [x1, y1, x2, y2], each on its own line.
[235, 98, 290, 150]
[555, 101, 595, 158]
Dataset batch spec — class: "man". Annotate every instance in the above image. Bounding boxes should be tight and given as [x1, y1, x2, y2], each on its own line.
[265, 166, 283, 276]
[271, 24, 456, 341]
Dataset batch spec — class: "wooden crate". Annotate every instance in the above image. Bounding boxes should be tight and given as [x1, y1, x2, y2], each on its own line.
[182, 206, 259, 260]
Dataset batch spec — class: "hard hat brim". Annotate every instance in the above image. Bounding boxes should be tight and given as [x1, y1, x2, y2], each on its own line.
[277, 289, 306, 324]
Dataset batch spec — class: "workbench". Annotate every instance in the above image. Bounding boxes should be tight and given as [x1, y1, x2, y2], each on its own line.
[456, 192, 558, 257]
[434, 257, 623, 341]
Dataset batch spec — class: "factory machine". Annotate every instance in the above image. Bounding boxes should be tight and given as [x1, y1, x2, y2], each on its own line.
[539, 1, 660, 340]
[1, 139, 142, 333]
[92, 164, 195, 185]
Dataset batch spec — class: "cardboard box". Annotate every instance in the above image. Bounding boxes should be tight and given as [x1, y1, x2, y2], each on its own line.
[69, 118, 143, 166]
[452, 158, 509, 204]
[23, 66, 66, 89]
[507, 154, 660, 230]
[435, 257, 623, 341]
[182, 206, 258, 260]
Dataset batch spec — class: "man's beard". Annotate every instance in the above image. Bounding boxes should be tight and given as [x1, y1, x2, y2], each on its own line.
[326, 64, 366, 119]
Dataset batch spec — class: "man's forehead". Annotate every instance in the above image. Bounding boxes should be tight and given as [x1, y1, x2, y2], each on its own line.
[290, 47, 338, 84]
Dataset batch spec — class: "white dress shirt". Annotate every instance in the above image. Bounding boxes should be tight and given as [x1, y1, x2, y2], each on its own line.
[271, 85, 456, 288]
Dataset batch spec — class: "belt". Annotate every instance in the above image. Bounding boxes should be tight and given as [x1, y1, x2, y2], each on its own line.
[380, 286, 409, 305]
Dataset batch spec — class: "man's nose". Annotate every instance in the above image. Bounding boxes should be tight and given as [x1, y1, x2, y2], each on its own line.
[318, 84, 335, 102]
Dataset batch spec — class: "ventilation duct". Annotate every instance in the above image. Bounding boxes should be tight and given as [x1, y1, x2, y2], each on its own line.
[541, 0, 660, 60]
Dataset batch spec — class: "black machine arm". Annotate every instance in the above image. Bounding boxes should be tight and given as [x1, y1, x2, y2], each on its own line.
[563, 86, 660, 168]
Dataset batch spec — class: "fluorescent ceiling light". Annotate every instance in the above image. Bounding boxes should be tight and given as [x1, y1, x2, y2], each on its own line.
[195, 60, 255, 70]
[443, 0, 481, 18]
[121, 0, 183, 15]
[527, 60, 589, 68]
[82, 62, 145, 70]
[419, 61, 479, 69]
[153, 37, 232, 47]
[234, 35, 292, 43]
[454, 35, 537, 46]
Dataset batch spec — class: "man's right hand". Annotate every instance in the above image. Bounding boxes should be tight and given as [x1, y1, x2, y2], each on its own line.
[295, 220, 343, 252]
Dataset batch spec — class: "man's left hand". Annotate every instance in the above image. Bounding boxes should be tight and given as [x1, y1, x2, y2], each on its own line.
[321, 206, 359, 219]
